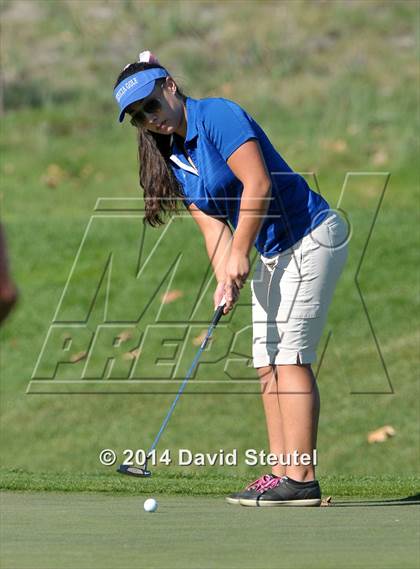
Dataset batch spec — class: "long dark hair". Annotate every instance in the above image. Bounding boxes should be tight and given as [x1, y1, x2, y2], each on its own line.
[114, 62, 187, 227]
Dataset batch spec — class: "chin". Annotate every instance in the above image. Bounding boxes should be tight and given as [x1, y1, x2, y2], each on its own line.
[157, 122, 172, 135]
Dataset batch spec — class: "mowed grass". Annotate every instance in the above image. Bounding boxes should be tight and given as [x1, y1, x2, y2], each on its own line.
[0, 0, 419, 491]
[1, 492, 419, 569]
[1, 469, 419, 499]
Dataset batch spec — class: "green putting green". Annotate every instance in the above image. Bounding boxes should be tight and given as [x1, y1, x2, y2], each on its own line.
[1, 492, 419, 569]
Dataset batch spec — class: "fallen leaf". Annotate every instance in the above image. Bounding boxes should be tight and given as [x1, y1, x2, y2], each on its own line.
[321, 139, 348, 153]
[123, 348, 141, 361]
[116, 330, 133, 343]
[367, 425, 396, 444]
[161, 290, 183, 304]
[331, 139, 347, 153]
[193, 330, 208, 346]
[321, 496, 332, 507]
[41, 164, 67, 188]
[70, 351, 87, 363]
[372, 149, 388, 166]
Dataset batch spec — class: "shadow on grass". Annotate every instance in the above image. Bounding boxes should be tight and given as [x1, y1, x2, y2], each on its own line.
[331, 494, 420, 507]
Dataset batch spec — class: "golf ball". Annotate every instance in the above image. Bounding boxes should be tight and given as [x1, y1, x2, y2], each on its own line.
[143, 498, 158, 513]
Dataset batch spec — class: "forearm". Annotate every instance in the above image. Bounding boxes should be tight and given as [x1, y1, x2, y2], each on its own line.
[231, 183, 272, 255]
[203, 221, 233, 283]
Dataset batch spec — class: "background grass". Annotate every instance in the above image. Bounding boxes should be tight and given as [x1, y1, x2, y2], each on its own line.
[0, 0, 419, 489]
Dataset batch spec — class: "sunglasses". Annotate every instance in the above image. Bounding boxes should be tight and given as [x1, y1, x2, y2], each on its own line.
[130, 82, 165, 127]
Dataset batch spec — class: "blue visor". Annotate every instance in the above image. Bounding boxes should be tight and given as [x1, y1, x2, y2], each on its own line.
[114, 68, 169, 122]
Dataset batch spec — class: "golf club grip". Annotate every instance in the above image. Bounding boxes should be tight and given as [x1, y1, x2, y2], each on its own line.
[211, 304, 225, 326]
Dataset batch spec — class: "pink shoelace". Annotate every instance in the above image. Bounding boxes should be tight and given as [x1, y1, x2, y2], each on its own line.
[246, 474, 283, 492]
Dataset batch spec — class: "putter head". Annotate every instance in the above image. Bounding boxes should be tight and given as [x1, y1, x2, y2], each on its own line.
[117, 464, 152, 477]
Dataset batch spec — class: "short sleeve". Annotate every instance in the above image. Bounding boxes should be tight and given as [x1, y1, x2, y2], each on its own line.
[202, 99, 258, 162]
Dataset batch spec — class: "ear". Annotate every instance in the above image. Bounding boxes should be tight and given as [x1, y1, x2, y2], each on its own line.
[165, 76, 178, 95]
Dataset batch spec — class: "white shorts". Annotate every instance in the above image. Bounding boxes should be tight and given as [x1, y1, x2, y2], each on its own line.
[251, 211, 348, 367]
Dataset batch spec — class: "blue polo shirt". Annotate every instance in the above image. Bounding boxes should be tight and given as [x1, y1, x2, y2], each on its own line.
[169, 96, 329, 256]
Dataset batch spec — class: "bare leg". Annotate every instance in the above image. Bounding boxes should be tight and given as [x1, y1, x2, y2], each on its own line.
[0, 224, 18, 326]
[256, 365, 286, 477]
[275, 362, 320, 482]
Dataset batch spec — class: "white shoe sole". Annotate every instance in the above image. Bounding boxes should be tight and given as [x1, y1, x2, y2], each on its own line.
[239, 497, 321, 507]
[225, 496, 241, 505]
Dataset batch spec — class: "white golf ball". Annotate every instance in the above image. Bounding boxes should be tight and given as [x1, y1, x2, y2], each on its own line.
[143, 498, 158, 513]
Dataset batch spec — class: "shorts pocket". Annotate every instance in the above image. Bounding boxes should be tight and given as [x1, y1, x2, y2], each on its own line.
[276, 237, 323, 320]
[325, 214, 349, 253]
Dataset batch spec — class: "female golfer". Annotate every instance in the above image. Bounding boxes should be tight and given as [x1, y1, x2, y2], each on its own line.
[113, 51, 348, 506]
